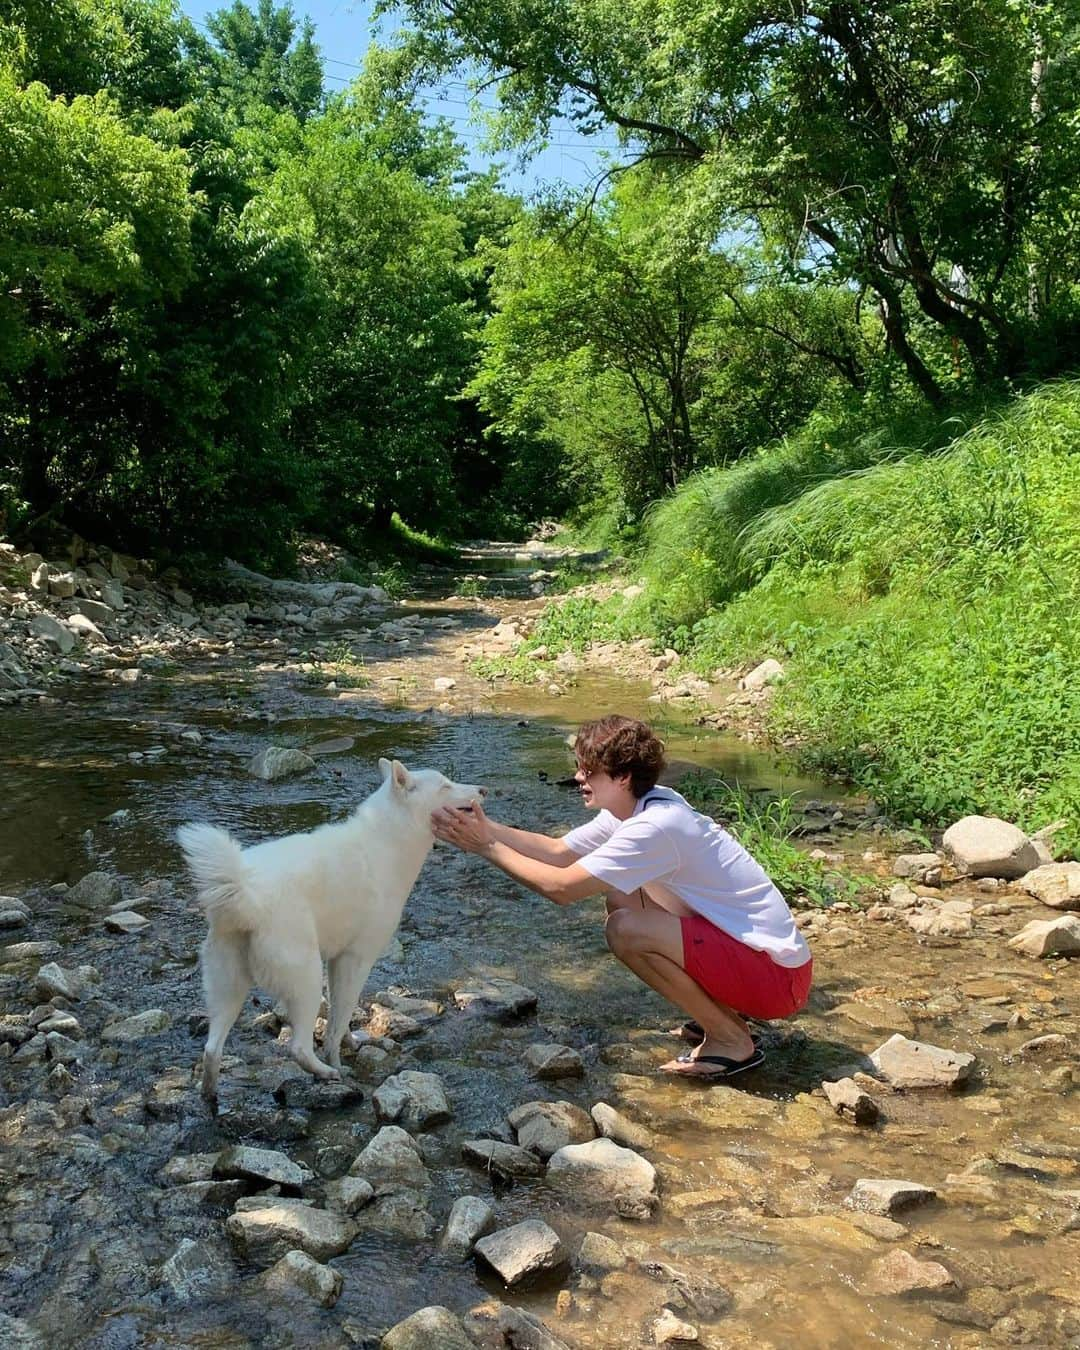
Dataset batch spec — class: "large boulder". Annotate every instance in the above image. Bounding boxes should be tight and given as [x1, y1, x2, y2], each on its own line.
[213, 1146, 307, 1192]
[868, 1034, 975, 1090]
[30, 613, 74, 654]
[440, 1195, 495, 1259]
[1007, 914, 1080, 958]
[1017, 862, 1080, 910]
[225, 1197, 356, 1264]
[546, 1137, 658, 1219]
[941, 815, 1040, 879]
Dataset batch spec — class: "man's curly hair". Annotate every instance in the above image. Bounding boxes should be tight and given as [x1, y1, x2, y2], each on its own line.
[573, 715, 666, 798]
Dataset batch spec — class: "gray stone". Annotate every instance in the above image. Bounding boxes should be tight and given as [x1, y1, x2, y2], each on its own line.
[260, 1249, 342, 1307]
[0, 907, 29, 930]
[101, 578, 125, 608]
[823, 1077, 880, 1125]
[0, 1314, 47, 1349]
[247, 746, 316, 780]
[905, 901, 973, 937]
[942, 815, 1041, 879]
[590, 1101, 657, 1149]
[34, 961, 96, 1001]
[845, 1179, 937, 1216]
[891, 852, 943, 881]
[349, 1125, 429, 1192]
[1007, 915, 1080, 958]
[1017, 863, 1080, 910]
[578, 1231, 627, 1272]
[326, 1176, 375, 1214]
[868, 1034, 975, 1089]
[509, 1099, 596, 1159]
[373, 1070, 451, 1131]
[67, 871, 122, 909]
[452, 975, 538, 1021]
[104, 910, 149, 934]
[463, 1302, 572, 1350]
[66, 613, 105, 643]
[226, 1196, 356, 1264]
[474, 1219, 567, 1286]
[213, 1145, 307, 1191]
[461, 1138, 544, 1180]
[31, 613, 75, 653]
[653, 1307, 700, 1343]
[381, 1306, 475, 1350]
[865, 1248, 958, 1295]
[547, 1137, 658, 1219]
[352, 1189, 435, 1241]
[73, 599, 114, 625]
[524, 1042, 585, 1079]
[441, 1195, 495, 1258]
[102, 1008, 171, 1041]
[1017, 1033, 1070, 1059]
[158, 1237, 236, 1301]
[739, 658, 783, 690]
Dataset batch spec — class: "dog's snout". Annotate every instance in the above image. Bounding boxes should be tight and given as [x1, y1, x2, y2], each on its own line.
[477, 786, 488, 798]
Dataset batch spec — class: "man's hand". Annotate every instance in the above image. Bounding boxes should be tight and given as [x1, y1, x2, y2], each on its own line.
[431, 800, 495, 854]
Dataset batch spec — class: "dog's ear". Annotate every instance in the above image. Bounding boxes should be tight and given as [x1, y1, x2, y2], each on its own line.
[378, 757, 392, 782]
[391, 759, 411, 792]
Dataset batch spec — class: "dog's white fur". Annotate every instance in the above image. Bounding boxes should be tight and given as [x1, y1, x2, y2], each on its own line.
[177, 757, 484, 1100]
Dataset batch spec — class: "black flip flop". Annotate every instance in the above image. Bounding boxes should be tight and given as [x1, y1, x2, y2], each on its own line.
[663, 1046, 766, 1080]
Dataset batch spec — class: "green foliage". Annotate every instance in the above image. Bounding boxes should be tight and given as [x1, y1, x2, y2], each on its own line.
[678, 773, 865, 909]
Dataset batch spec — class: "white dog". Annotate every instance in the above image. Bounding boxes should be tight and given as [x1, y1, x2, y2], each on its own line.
[177, 757, 485, 1101]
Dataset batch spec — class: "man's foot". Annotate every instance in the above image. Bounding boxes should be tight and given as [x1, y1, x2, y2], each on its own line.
[670, 1019, 761, 1046]
[660, 1035, 762, 1079]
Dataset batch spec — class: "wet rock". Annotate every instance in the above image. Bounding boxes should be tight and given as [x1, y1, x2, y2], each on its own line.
[44, 1031, 83, 1064]
[441, 1195, 495, 1258]
[653, 1307, 699, 1343]
[524, 1042, 584, 1079]
[103, 910, 149, 934]
[547, 1137, 658, 1219]
[366, 1006, 424, 1039]
[31, 613, 74, 653]
[590, 1100, 656, 1149]
[1017, 862, 1080, 909]
[0, 898, 30, 929]
[158, 1237, 236, 1301]
[823, 1077, 880, 1124]
[845, 1179, 937, 1216]
[213, 1145, 307, 1191]
[225, 1196, 357, 1264]
[463, 1301, 572, 1350]
[247, 746, 316, 780]
[260, 1249, 342, 1307]
[740, 658, 783, 690]
[67, 870, 122, 910]
[892, 853, 943, 884]
[160, 1153, 217, 1185]
[353, 1188, 435, 1240]
[868, 1034, 975, 1089]
[325, 1175, 375, 1214]
[1008, 914, 1080, 958]
[1046, 1065, 1075, 1092]
[578, 1231, 627, 1272]
[474, 1218, 567, 1286]
[0, 1315, 46, 1349]
[905, 900, 973, 937]
[102, 1008, 171, 1041]
[941, 815, 1040, 879]
[373, 1070, 451, 1131]
[273, 1076, 364, 1110]
[0, 1018, 34, 1046]
[509, 1099, 596, 1158]
[453, 975, 538, 1021]
[865, 1248, 958, 1296]
[844, 1213, 907, 1241]
[382, 1305, 475, 1350]
[461, 1138, 544, 1180]
[1017, 1033, 1070, 1059]
[34, 962, 97, 1001]
[349, 1124, 429, 1192]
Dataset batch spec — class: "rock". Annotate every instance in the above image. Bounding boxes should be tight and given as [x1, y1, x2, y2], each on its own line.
[382, 1306, 475, 1350]
[349, 1125, 429, 1192]
[905, 900, 973, 937]
[353, 1189, 435, 1241]
[66, 613, 105, 643]
[547, 1137, 657, 1219]
[509, 1099, 596, 1158]
[0, 900, 30, 930]
[474, 1219, 567, 1286]
[273, 1076, 364, 1110]
[1007, 914, 1080, 958]
[67, 870, 121, 909]
[433, 677, 456, 692]
[578, 1231, 626, 1272]
[247, 746, 316, 780]
[30, 613, 74, 654]
[441, 1195, 495, 1258]
[102, 1008, 171, 1041]
[366, 1006, 424, 1039]
[524, 1042, 584, 1079]
[1017, 862, 1080, 910]
[48, 570, 77, 598]
[865, 1248, 958, 1296]
[104, 910, 149, 934]
[891, 853, 943, 884]
[653, 1307, 699, 1343]
[34, 962, 96, 1001]
[452, 975, 538, 1021]
[461, 1138, 544, 1180]
[325, 1176, 375, 1214]
[845, 1179, 937, 1216]
[822, 1077, 880, 1125]
[590, 1101, 656, 1149]
[225, 1196, 356, 1264]
[100, 577, 125, 608]
[941, 815, 1041, 879]
[213, 1145, 307, 1191]
[463, 1302, 572, 1350]
[73, 598, 114, 625]
[868, 1034, 975, 1089]
[158, 1237, 235, 1301]
[739, 658, 783, 691]
[373, 1070, 451, 1131]
[261, 1249, 342, 1307]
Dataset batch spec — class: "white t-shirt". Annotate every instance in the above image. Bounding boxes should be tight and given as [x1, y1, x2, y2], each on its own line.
[562, 785, 811, 968]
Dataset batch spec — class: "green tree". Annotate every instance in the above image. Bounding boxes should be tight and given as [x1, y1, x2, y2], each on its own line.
[187, 0, 323, 121]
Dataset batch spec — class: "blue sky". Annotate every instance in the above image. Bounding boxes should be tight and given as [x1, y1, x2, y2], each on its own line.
[178, 0, 631, 195]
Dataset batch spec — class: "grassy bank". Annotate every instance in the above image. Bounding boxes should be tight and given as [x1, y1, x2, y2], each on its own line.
[537, 383, 1080, 852]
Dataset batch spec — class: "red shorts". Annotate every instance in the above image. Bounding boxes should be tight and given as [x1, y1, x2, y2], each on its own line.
[680, 915, 812, 1019]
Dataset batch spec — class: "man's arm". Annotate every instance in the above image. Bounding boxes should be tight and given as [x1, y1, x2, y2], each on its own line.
[487, 821, 578, 866]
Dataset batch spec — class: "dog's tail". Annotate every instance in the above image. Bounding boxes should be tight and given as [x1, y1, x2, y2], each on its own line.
[177, 823, 257, 932]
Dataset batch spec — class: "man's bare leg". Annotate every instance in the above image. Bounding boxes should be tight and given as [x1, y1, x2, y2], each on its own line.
[604, 908, 756, 1075]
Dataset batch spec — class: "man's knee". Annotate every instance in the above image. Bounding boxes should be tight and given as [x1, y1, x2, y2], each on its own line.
[605, 908, 639, 955]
